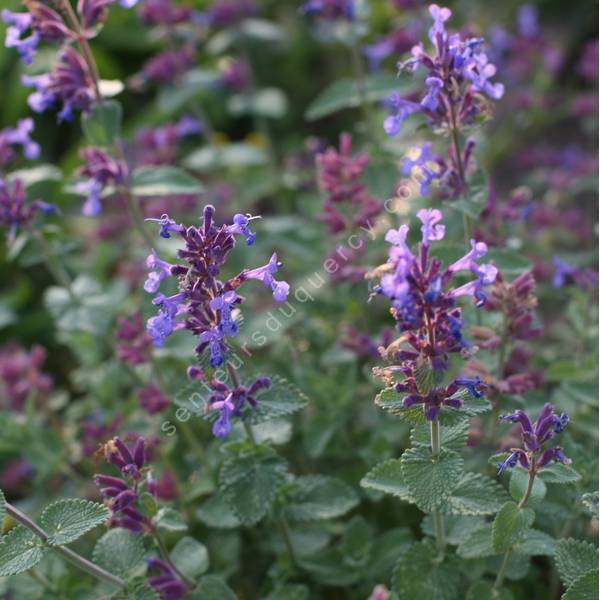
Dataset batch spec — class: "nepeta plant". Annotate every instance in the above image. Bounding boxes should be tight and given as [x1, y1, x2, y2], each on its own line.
[0, 1, 596, 599]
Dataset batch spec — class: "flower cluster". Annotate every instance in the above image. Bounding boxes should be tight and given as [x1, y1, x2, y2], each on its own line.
[371, 209, 495, 418]
[74, 147, 128, 216]
[94, 436, 154, 532]
[497, 403, 571, 473]
[0, 118, 40, 167]
[3, 0, 137, 122]
[146, 557, 187, 600]
[0, 177, 55, 240]
[133, 116, 202, 166]
[206, 0, 257, 28]
[205, 376, 272, 437]
[0, 342, 53, 411]
[316, 133, 381, 234]
[385, 4, 504, 137]
[116, 314, 153, 366]
[552, 257, 599, 292]
[144, 206, 289, 374]
[301, 0, 355, 22]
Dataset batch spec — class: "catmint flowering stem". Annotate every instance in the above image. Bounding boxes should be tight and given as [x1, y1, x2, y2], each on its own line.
[5, 503, 126, 589]
[494, 466, 537, 589]
[430, 417, 446, 553]
[58, 0, 103, 104]
[225, 362, 257, 445]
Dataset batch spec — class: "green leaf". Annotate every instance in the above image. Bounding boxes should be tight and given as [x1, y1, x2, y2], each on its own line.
[131, 166, 204, 197]
[513, 529, 556, 556]
[40, 499, 109, 546]
[227, 88, 288, 118]
[305, 73, 414, 121]
[421, 515, 486, 546]
[392, 540, 461, 600]
[411, 420, 469, 451]
[92, 528, 145, 575]
[154, 507, 188, 532]
[0, 489, 5, 528]
[157, 68, 219, 114]
[243, 376, 308, 425]
[509, 470, 546, 506]
[485, 248, 532, 276]
[491, 501, 535, 553]
[457, 525, 496, 559]
[0, 526, 46, 576]
[375, 388, 425, 425]
[442, 473, 509, 516]
[341, 516, 372, 568]
[466, 581, 513, 600]
[284, 475, 359, 522]
[265, 585, 310, 600]
[81, 100, 122, 146]
[581, 492, 599, 518]
[183, 143, 268, 172]
[191, 575, 236, 600]
[112, 580, 160, 600]
[360, 458, 413, 501]
[240, 18, 284, 41]
[401, 447, 464, 512]
[195, 493, 241, 529]
[170, 536, 209, 579]
[555, 538, 599, 587]
[562, 569, 599, 600]
[7, 164, 62, 187]
[218, 444, 288, 525]
[538, 464, 581, 485]
[448, 170, 487, 219]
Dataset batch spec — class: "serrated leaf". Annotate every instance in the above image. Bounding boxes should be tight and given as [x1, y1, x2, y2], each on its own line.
[170, 536, 209, 579]
[218, 445, 288, 525]
[131, 166, 203, 197]
[265, 584, 309, 600]
[562, 569, 599, 600]
[183, 143, 268, 172]
[375, 388, 425, 424]
[112, 580, 160, 600]
[401, 447, 464, 512]
[581, 492, 599, 518]
[411, 420, 469, 451]
[81, 100, 122, 146]
[509, 469, 546, 506]
[538, 464, 581, 485]
[243, 376, 308, 425]
[360, 458, 413, 501]
[466, 581, 513, 600]
[0, 526, 46, 576]
[192, 575, 236, 600]
[491, 501, 535, 553]
[555, 538, 599, 587]
[92, 528, 145, 575]
[392, 540, 461, 600]
[40, 499, 109, 546]
[513, 529, 556, 556]
[227, 88, 288, 118]
[442, 473, 509, 516]
[285, 475, 358, 522]
[305, 73, 415, 121]
[195, 493, 241, 529]
[341, 516, 372, 567]
[448, 169, 487, 219]
[457, 524, 496, 559]
[154, 507, 188, 532]
[0, 489, 5, 528]
[421, 515, 486, 546]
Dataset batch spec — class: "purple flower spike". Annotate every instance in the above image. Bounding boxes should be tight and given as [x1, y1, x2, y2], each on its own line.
[497, 449, 529, 474]
[496, 404, 572, 474]
[146, 558, 187, 600]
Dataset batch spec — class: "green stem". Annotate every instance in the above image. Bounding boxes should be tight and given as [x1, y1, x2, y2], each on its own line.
[430, 417, 446, 554]
[150, 524, 196, 589]
[494, 467, 536, 589]
[125, 189, 155, 251]
[6, 503, 125, 589]
[33, 230, 77, 302]
[278, 517, 298, 567]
